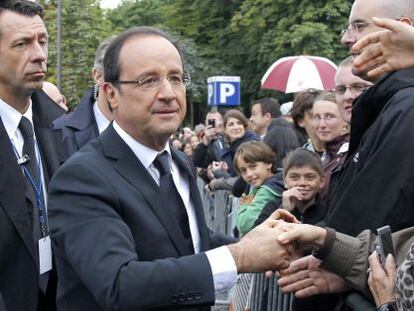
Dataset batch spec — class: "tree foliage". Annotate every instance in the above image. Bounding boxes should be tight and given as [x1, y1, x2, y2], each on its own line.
[42, 0, 352, 122]
[40, 0, 111, 108]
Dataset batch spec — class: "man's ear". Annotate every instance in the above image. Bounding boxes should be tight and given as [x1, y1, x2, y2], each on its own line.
[264, 112, 272, 121]
[101, 82, 119, 111]
[92, 68, 104, 84]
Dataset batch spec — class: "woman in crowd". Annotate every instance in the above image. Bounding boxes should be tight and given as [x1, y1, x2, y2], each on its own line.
[208, 109, 259, 191]
[290, 89, 325, 156]
[311, 92, 349, 203]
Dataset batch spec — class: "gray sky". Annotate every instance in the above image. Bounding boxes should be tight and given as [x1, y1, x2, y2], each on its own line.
[100, 0, 123, 9]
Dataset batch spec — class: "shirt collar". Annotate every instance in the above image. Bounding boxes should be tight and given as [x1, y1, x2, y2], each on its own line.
[0, 98, 33, 139]
[112, 121, 172, 170]
[93, 101, 110, 134]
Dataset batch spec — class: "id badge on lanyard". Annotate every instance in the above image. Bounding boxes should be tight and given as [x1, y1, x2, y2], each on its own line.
[12, 140, 52, 274]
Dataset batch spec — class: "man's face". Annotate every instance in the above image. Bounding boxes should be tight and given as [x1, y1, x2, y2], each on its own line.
[335, 65, 372, 123]
[250, 103, 268, 135]
[341, 0, 388, 49]
[284, 166, 325, 203]
[108, 35, 186, 150]
[0, 11, 48, 99]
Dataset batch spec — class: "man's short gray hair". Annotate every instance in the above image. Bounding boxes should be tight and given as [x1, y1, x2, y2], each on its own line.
[93, 36, 116, 71]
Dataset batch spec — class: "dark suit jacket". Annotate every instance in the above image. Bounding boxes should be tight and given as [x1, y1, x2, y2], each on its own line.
[0, 293, 6, 311]
[0, 90, 65, 311]
[48, 124, 234, 311]
[53, 87, 99, 157]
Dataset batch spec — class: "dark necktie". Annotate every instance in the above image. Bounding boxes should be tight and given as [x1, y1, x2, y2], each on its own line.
[19, 117, 49, 292]
[19, 116, 46, 241]
[153, 152, 194, 254]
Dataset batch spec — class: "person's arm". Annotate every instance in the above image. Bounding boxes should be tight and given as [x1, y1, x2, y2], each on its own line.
[236, 186, 281, 235]
[49, 159, 295, 310]
[208, 176, 237, 192]
[254, 199, 282, 227]
[192, 142, 210, 168]
[352, 18, 414, 80]
[277, 222, 414, 294]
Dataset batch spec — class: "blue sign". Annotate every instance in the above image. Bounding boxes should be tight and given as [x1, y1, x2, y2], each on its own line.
[207, 76, 240, 106]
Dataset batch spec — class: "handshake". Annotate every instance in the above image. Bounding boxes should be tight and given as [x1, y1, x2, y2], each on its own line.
[227, 210, 349, 297]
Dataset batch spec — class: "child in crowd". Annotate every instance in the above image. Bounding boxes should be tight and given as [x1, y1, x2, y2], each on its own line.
[233, 141, 284, 235]
[281, 148, 327, 223]
[255, 148, 327, 225]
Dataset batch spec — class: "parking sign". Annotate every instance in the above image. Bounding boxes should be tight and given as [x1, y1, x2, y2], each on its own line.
[207, 76, 240, 106]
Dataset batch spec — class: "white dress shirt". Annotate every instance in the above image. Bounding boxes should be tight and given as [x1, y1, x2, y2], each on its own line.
[0, 99, 48, 205]
[93, 101, 110, 134]
[113, 121, 237, 294]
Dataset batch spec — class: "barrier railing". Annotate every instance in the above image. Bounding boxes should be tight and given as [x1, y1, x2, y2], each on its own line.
[197, 178, 293, 311]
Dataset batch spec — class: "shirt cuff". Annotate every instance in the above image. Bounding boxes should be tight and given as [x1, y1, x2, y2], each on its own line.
[205, 246, 238, 293]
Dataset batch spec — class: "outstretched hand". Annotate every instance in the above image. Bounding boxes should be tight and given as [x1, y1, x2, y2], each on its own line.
[352, 18, 414, 80]
[278, 255, 349, 298]
[275, 222, 327, 253]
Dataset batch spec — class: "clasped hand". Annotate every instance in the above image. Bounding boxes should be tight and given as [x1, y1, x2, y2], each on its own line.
[268, 210, 349, 297]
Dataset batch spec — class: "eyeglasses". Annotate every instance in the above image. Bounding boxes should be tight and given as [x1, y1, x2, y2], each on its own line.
[334, 83, 371, 95]
[340, 21, 371, 36]
[311, 113, 340, 123]
[114, 73, 191, 90]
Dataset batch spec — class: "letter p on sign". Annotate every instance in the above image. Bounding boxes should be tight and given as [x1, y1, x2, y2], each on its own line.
[207, 76, 240, 106]
[220, 83, 235, 103]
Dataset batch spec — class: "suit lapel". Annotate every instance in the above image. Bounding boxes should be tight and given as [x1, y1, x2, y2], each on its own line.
[0, 117, 37, 263]
[74, 126, 96, 149]
[65, 89, 99, 150]
[100, 125, 191, 256]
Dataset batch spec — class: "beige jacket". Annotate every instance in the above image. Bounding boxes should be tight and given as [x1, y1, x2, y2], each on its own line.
[320, 227, 414, 294]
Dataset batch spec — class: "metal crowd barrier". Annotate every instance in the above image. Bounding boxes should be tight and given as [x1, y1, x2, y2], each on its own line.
[197, 178, 293, 311]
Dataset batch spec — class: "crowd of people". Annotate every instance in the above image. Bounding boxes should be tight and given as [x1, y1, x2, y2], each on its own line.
[1, 0, 414, 311]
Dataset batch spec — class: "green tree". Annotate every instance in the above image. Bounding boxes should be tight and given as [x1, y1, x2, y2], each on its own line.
[230, 0, 352, 105]
[40, 0, 112, 108]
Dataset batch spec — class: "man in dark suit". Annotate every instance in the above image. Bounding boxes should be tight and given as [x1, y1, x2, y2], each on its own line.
[53, 36, 115, 157]
[48, 27, 294, 311]
[0, 1, 64, 310]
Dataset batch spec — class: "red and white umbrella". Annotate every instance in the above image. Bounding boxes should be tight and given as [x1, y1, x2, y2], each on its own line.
[261, 55, 337, 93]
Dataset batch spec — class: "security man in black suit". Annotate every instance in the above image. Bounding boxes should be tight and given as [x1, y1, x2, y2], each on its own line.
[0, 1, 64, 310]
[53, 36, 115, 157]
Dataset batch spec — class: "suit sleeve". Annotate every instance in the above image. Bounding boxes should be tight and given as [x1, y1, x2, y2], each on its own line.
[48, 158, 216, 310]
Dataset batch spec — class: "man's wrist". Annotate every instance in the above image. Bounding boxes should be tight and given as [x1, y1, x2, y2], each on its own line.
[314, 227, 328, 249]
[313, 227, 335, 260]
[227, 243, 245, 273]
